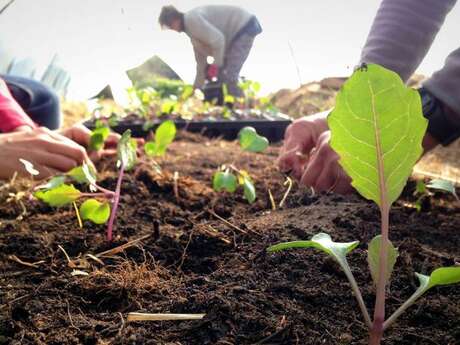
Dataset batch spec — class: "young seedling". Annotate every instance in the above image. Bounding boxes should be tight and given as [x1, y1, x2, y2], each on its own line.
[144, 120, 176, 157]
[212, 127, 268, 203]
[213, 166, 256, 204]
[414, 179, 459, 211]
[35, 130, 137, 241]
[268, 64, 460, 344]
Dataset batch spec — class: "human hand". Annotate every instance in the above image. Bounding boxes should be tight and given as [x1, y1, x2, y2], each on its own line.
[300, 131, 353, 194]
[59, 124, 121, 161]
[277, 111, 330, 180]
[0, 127, 92, 179]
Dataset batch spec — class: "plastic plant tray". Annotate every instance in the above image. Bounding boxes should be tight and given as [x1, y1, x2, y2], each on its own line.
[83, 113, 292, 142]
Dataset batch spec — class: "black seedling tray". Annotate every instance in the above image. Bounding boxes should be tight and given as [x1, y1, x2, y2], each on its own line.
[84, 114, 292, 142]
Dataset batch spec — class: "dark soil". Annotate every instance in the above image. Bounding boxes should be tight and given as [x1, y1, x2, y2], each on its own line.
[1, 132, 459, 345]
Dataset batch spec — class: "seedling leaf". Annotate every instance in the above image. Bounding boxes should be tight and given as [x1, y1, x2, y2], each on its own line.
[36, 176, 66, 190]
[426, 179, 458, 200]
[89, 126, 110, 151]
[68, 164, 97, 185]
[242, 176, 256, 203]
[384, 266, 460, 330]
[415, 180, 427, 195]
[328, 64, 427, 207]
[238, 127, 269, 152]
[79, 199, 111, 224]
[213, 171, 237, 193]
[35, 184, 81, 207]
[145, 120, 176, 157]
[368, 235, 398, 287]
[268, 233, 359, 267]
[117, 130, 137, 170]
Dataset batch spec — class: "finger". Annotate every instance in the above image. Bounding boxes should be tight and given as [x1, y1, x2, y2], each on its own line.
[89, 148, 118, 162]
[60, 124, 92, 147]
[333, 169, 354, 194]
[103, 132, 122, 148]
[39, 138, 88, 165]
[31, 150, 82, 172]
[277, 144, 301, 172]
[314, 161, 338, 192]
[300, 151, 324, 188]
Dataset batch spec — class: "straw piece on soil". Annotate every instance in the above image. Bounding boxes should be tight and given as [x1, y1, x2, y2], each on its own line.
[127, 312, 205, 322]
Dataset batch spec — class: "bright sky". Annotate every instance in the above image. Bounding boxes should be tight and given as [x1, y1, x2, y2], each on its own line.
[1, 0, 459, 100]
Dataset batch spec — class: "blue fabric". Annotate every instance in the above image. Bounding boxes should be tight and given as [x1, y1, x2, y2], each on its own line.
[1, 75, 61, 130]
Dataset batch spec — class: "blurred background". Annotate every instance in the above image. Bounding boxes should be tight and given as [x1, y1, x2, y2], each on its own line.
[1, 0, 459, 101]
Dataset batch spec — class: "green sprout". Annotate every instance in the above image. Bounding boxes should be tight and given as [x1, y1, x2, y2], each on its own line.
[212, 127, 268, 203]
[268, 64, 460, 345]
[213, 166, 256, 204]
[35, 130, 137, 241]
[414, 179, 459, 211]
[144, 120, 176, 157]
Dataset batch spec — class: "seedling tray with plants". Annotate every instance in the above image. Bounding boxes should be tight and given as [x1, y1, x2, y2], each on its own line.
[83, 110, 292, 142]
[1, 67, 459, 345]
[84, 78, 292, 141]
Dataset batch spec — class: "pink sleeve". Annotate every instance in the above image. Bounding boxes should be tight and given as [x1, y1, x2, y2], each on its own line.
[0, 78, 36, 132]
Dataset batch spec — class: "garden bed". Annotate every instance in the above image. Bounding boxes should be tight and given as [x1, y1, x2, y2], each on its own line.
[0, 132, 459, 345]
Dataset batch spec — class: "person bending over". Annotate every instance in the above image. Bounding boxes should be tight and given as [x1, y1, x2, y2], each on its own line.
[158, 4, 262, 97]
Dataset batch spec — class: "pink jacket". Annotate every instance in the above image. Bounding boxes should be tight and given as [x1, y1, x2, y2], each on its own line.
[0, 78, 36, 132]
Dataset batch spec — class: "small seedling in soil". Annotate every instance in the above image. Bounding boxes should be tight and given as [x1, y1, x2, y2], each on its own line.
[35, 130, 137, 241]
[144, 120, 176, 157]
[414, 179, 459, 211]
[213, 166, 256, 204]
[268, 64, 460, 345]
[212, 127, 268, 203]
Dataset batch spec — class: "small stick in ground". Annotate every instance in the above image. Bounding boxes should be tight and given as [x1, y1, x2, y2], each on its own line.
[58, 245, 77, 268]
[73, 201, 83, 228]
[208, 209, 259, 235]
[173, 171, 180, 199]
[127, 312, 205, 322]
[95, 234, 151, 258]
[279, 177, 293, 208]
[268, 189, 276, 211]
[8, 255, 45, 269]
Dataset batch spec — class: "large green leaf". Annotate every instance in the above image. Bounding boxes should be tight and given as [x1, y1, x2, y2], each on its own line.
[79, 199, 111, 224]
[35, 184, 81, 207]
[368, 235, 399, 287]
[117, 130, 137, 170]
[328, 64, 427, 207]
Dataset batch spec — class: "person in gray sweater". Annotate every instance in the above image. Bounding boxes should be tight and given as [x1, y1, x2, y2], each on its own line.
[278, 0, 460, 194]
[158, 5, 262, 97]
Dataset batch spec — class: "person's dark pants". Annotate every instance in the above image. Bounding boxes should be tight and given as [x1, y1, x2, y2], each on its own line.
[1, 75, 61, 130]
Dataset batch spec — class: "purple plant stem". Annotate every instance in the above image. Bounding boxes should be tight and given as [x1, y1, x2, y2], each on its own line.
[369, 205, 390, 345]
[106, 162, 125, 241]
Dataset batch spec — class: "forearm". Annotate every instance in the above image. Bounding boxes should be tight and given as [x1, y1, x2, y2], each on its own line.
[360, 0, 457, 82]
